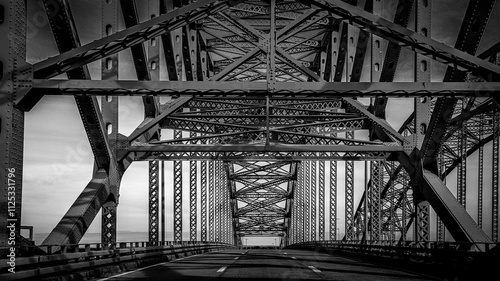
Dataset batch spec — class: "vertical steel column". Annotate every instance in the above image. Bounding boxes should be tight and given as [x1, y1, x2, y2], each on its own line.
[101, 0, 119, 246]
[173, 130, 183, 242]
[298, 162, 305, 242]
[215, 161, 222, 241]
[180, 6, 196, 245]
[161, 161, 165, 243]
[330, 158, 337, 240]
[222, 165, 227, 243]
[190, 132, 197, 241]
[388, 162, 397, 242]
[311, 161, 317, 241]
[201, 138, 208, 241]
[437, 152, 445, 241]
[224, 165, 230, 244]
[148, 161, 160, 245]
[362, 162, 368, 240]
[414, 0, 432, 245]
[0, 0, 26, 256]
[493, 112, 499, 242]
[457, 99, 467, 207]
[149, 0, 161, 245]
[291, 185, 296, 244]
[221, 161, 226, 242]
[370, 161, 382, 241]
[401, 170, 411, 241]
[305, 161, 311, 240]
[478, 114, 484, 228]
[318, 161, 325, 241]
[209, 161, 215, 241]
[221, 161, 226, 243]
[345, 131, 355, 240]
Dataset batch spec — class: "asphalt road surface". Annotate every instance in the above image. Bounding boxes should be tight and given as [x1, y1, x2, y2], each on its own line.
[97, 249, 436, 281]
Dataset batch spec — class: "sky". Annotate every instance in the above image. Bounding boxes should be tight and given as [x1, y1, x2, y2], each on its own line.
[20, 0, 500, 245]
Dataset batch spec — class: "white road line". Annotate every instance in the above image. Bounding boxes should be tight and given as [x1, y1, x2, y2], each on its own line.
[308, 266, 321, 273]
[97, 253, 202, 280]
[217, 266, 227, 273]
[291, 257, 297, 259]
[234, 257, 239, 260]
[284, 252, 287, 255]
[97, 263, 164, 281]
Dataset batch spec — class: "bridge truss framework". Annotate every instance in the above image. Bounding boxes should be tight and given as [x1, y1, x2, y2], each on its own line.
[1, 0, 500, 254]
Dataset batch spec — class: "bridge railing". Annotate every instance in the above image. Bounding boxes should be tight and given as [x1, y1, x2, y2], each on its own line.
[0, 241, 234, 281]
[11, 240, 211, 255]
[287, 240, 499, 263]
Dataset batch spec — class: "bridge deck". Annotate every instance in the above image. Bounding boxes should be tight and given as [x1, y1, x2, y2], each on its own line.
[96, 249, 434, 281]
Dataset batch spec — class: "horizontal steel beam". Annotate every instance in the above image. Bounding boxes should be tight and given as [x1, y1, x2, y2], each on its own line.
[127, 143, 403, 152]
[22, 80, 500, 98]
[135, 151, 396, 161]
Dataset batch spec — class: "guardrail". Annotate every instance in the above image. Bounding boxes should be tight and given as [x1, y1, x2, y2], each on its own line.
[287, 240, 500, 258]
[0, 241, 234, 281]
[287, 240, 500, 278]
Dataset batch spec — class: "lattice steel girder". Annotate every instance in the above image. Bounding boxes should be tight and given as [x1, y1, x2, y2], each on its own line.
[234, 179, 289, 196]
[233, 161, 291, 176]
[158, 120, 365, 139]
[137, 151, 394, 161]
[301, 0, 500, 77]
[148, 161, 160, 244]
[233, 175, 291, 180]
[128, 144, 402, 153]
[239, 224, 285, 231]
[23, 80, 500, 99]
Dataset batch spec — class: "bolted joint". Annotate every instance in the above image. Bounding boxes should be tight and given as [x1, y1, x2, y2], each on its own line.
[13, 62, 34, 111]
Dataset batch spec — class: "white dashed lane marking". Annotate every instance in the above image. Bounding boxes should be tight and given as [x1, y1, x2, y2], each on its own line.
[217, 266, 227, 273]
[308, 266, 321, 273]
[291, 257, 297, 259]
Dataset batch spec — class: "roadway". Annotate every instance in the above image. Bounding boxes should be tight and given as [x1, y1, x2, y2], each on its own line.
[97, 249, 436, 281]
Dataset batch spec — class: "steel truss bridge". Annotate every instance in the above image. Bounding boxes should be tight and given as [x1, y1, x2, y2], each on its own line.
[1, 0, 500, 278]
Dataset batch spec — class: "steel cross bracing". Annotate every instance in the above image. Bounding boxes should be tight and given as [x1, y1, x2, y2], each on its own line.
[3, 0, 500, 258]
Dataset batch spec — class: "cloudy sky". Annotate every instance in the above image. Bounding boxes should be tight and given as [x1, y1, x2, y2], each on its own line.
[21, 0, 500, 245]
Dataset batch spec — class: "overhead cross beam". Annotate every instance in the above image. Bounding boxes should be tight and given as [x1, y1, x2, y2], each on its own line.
[25, 80, 500, 97]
